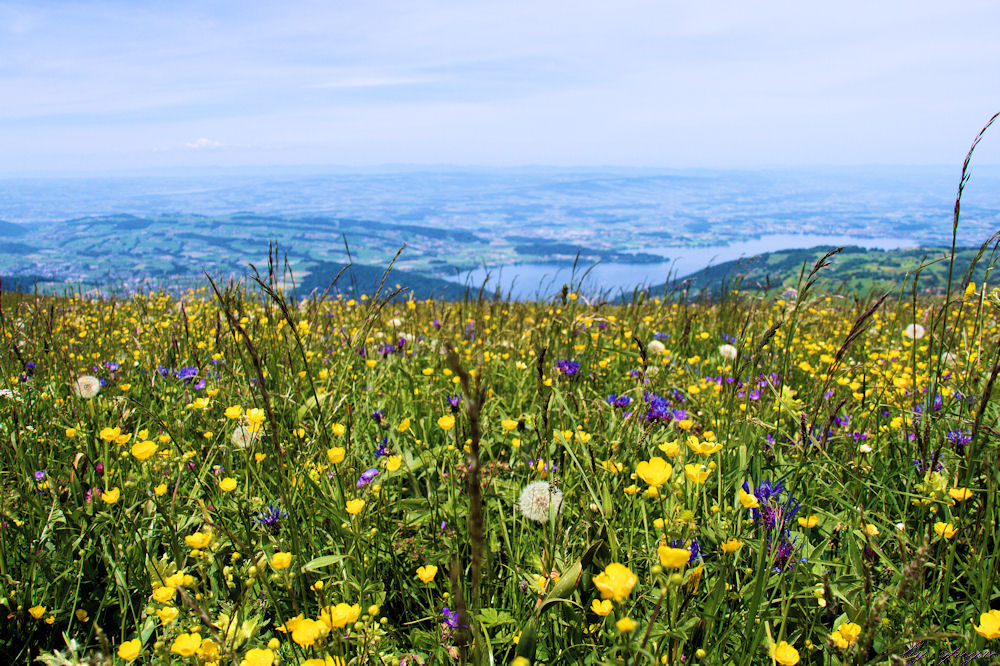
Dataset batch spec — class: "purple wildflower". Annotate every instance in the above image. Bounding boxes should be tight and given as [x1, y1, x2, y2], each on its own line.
[356, 468, 379, 488]
[554, 359, 580, 377]
[253, 504, 288, 531]
[946, 429, 971, 454]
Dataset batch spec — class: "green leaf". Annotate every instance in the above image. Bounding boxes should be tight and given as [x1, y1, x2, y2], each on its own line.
[302, 554, 347, 571]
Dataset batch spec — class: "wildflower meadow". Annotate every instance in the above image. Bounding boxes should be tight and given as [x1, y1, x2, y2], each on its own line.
[3, 127, 1000, 665]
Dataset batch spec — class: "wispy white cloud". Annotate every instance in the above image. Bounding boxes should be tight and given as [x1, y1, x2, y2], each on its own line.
[305, 75, 435, 89]
[184, 138, 224, 150]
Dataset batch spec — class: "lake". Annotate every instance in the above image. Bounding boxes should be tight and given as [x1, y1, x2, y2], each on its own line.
[444, 233, 918, 299]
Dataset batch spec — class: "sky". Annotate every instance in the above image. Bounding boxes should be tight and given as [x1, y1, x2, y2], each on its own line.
[1, 0, 999, 173]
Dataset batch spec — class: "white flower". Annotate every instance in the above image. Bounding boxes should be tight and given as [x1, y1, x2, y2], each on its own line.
[940, 352, 958, 367]
[780, 287, 798, 301]
[647, 339, 666, 355]
[895, 522, 905, 531]
[73, 375, 101, 399]
[230, 425, 261, 449]
[0, 388, 22, 402]
[902, 323, 925, 340]
[718, 344, 738, 361]
[859, 443, 872, 453]
[388, 317, 403, 327]
[518, 481, 563, 523]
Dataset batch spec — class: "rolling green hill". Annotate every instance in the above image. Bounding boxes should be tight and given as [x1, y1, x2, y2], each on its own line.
[656, 244, 997, 297]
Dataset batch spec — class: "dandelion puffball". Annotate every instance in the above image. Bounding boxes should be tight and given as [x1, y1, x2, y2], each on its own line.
[647, 339, 666, 355]
[902, 323, 925, 340]
[718, 344, 737, 361]
[73, 375, 101, 399]
[230, 425, 261, 449]
[518, 481, 563, 523]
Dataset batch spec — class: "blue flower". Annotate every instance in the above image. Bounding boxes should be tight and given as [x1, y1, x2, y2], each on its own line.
[356, 468, 379, 488]
[946, 429, 971, 453]
[554, 359, 580, 377]
[442, 607, 462, 629]
[253, 504, 288, 530]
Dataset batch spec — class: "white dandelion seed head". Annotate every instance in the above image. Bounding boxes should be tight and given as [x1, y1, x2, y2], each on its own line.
[230, 425, 261, 449]
[388, 317, 404, 327]
[859, 443, 872, 453]
[647, 339, 666, 355]
[73, 375, 101, 399]
[518, 481, 563, 523]
[718, 344, 738, 361]
[902, 323, 925, 340]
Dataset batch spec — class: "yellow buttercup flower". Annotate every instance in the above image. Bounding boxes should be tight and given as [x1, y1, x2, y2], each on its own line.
[739, 487, 759, 509]
[416, 565, 438, 583]
[797, 515, 819, 528]
[771, 640, 800, 665]
[270, 552, 292, 570]
[616, 617, 636, 633]
[28, 605, 46, 619]
[224, 405, 243, 419]
[635, 457, 673, 487]
[721, 539, 743, 553]
[170, 633, 202, 657]
[320, 602, 361, 629]
[102, 487, 120, 504]
[501, 418, 518, 431]
[117, 639, 141, 662]
[331, 423, 346, 436]
[590, 598, 613, 616]
[830, 621, 861, 648]
[657, 545, 691, 568]
[397, 417, 411, 432]
[291, 618, 324, 647]
[130, 440, 158, 460]
[240, 647, 275, 666]
[327, 447, 345, 464]
[219, 477, 237, 492]
[438, 414, 456, 431]
[933, 522, 957, 539]
[386, 455, 402, 472]
[658, 439, 681, 457]
[346, 498, 365, 515]
[684, 464, 710, 484]
[592, 562, 637, 602]
[973, 609, 1000, 639]
[185, 531, 211, 549]
[949, 487, 972, 502]
[151, 586, 176, 603]
[156, 606, 178, 625]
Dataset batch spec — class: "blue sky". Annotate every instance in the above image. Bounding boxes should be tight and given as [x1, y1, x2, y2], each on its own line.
[1, 0, 999, 173]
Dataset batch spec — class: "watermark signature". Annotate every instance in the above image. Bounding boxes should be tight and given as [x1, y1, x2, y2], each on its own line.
[900, 640, 998, 664]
